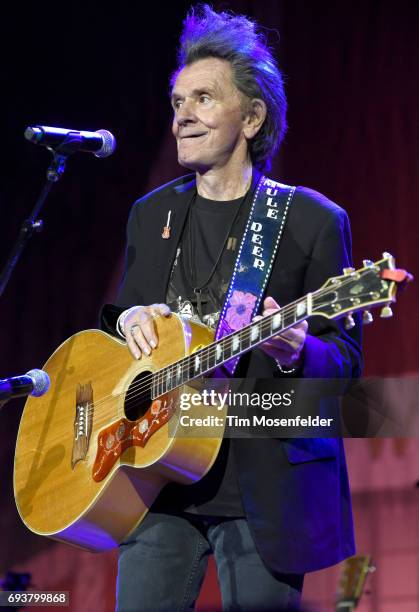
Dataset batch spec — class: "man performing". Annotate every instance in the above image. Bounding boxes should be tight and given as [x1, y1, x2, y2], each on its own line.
[101, 5, 362, 611]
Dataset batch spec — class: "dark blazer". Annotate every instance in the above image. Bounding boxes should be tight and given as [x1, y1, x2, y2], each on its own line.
[101, 171, 362, 574]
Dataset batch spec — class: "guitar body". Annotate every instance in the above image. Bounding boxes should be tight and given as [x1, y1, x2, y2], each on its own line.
[14, 315, 224, 552]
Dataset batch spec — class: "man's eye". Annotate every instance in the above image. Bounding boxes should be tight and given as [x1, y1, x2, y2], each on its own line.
[199, 95, 211, 104]
[173, 100, 183, 109]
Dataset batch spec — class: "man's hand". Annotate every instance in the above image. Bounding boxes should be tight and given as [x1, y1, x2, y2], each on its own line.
[254, 296, 308, 369]
[123, 304, 171, 359]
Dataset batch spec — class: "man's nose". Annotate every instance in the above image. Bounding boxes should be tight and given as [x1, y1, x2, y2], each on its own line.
[175, 99, 196, 125]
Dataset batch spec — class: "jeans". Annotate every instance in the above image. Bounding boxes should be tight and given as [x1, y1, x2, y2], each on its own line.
[116, 511, 304, 611]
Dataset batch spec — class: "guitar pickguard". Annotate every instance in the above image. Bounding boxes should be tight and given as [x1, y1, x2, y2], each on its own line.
[92, 393, 177, 482]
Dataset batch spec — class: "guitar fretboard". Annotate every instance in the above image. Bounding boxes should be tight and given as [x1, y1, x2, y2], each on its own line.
[151, 293, 312, 398]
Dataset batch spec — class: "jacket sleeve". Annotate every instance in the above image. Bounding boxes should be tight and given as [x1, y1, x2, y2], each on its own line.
[302, 208, 363, 378]
[99, 202, 143, 335]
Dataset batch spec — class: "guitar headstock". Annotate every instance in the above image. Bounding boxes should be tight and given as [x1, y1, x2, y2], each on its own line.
[336, 554, 375, 610]
[312, 252, 413, 328]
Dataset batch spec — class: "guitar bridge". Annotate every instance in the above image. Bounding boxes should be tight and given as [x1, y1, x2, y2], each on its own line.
[71, 382, 93, 469]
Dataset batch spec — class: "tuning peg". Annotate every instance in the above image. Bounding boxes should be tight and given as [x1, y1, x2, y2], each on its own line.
[344, 314, 356, 329]
[362, 311, 374, 325]
[380, 304, 393, 318]
[343, 267, 355, 275]
[363, 259, 374, 267]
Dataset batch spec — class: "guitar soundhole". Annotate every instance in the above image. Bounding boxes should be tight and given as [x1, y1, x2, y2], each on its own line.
[124, 371, 152, 421]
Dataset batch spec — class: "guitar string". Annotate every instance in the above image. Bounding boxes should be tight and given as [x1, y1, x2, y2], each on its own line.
[82, 314, 290, 421]
[99, 273, 373, 409]
[84, 276, 377, 418]
[82, 274, 377, 419]
[85, 294, 315, 415]
[80, 298, 371, 429]
[85, 304, 373, 427]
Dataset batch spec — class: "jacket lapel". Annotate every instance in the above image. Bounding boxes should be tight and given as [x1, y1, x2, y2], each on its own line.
[147, 176, 196, 303]
[145, 170, 263, 304]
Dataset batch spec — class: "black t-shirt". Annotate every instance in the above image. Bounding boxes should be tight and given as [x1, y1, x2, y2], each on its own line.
[152, 192, 246, 517]
[167, 191, 243, 320]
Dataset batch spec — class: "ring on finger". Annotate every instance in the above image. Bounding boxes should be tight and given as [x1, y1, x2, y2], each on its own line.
[130, 324, 141, 336]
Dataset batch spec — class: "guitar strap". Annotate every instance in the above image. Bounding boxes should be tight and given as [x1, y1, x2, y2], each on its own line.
[215, 175, 296, 375]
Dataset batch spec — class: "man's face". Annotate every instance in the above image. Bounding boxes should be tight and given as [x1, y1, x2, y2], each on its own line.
[171, 57, 249, 172]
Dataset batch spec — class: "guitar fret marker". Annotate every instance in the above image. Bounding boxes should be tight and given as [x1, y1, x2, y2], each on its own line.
[251, 325, 260, 342]
[296, 301, 307, 317]
[232, 336, 240, 352]
[307, 293, 313, 315]
[195, 355, 200, 371]
[272, 313, 281, 330]
[216, 344, 222, 361]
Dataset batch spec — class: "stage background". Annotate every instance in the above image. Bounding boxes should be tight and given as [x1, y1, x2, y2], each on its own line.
[1, 1, 418, 610]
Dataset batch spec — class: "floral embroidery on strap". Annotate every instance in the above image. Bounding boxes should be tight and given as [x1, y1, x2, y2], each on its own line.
[225, 290, 257, 331]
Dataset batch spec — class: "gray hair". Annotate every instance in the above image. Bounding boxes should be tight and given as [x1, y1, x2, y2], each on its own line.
[172, 4, 287, 172]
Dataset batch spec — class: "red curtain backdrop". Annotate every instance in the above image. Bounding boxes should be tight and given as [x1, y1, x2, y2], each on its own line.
[1, 1, 418, 610]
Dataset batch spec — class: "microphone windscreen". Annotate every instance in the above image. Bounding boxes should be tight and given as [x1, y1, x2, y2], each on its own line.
[26, 369, 50, 397]
[95, 129, 116, 158]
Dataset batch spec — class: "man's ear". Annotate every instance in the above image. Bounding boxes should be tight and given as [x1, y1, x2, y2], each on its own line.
[243, 98, 267, 140]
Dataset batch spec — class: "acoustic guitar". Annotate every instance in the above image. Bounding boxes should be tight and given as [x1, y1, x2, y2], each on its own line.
[14, 253, 411, 552]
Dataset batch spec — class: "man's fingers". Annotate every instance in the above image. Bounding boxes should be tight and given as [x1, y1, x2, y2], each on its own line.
[253, 314, 307, 343]
[156, 303, 171, 317]
[138, 310, 158, 349]
[263, 296, 280, 310]
[261, 307, 307, 327]
[145, 304, 171, 346]
[132, 324, 154, 357]
[262, 345, 302, 367]
[261, 308, 279, 316]
[126, 325, 142, 359]
[124, 303, 172, 359]
[263, 336, 297, 353]
[295, 320, 308, 332]
[277, 323, 307, 341]
[256, 297, 307, 367]
[262, 297, 308, 330]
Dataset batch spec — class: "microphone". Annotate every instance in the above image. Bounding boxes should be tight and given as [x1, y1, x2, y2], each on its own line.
[24, 125, 116, 158]
[0, 369, 50, 401]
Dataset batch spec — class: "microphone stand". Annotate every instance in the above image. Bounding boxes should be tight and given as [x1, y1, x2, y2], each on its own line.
[0, 149, 69, 298]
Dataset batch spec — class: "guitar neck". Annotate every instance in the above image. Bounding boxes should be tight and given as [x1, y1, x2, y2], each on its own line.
[151, 252, 410, 398]
[151, 292, 312, 398]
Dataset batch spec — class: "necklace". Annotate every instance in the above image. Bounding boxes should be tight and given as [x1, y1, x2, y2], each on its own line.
[186, 192, 246, 319]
